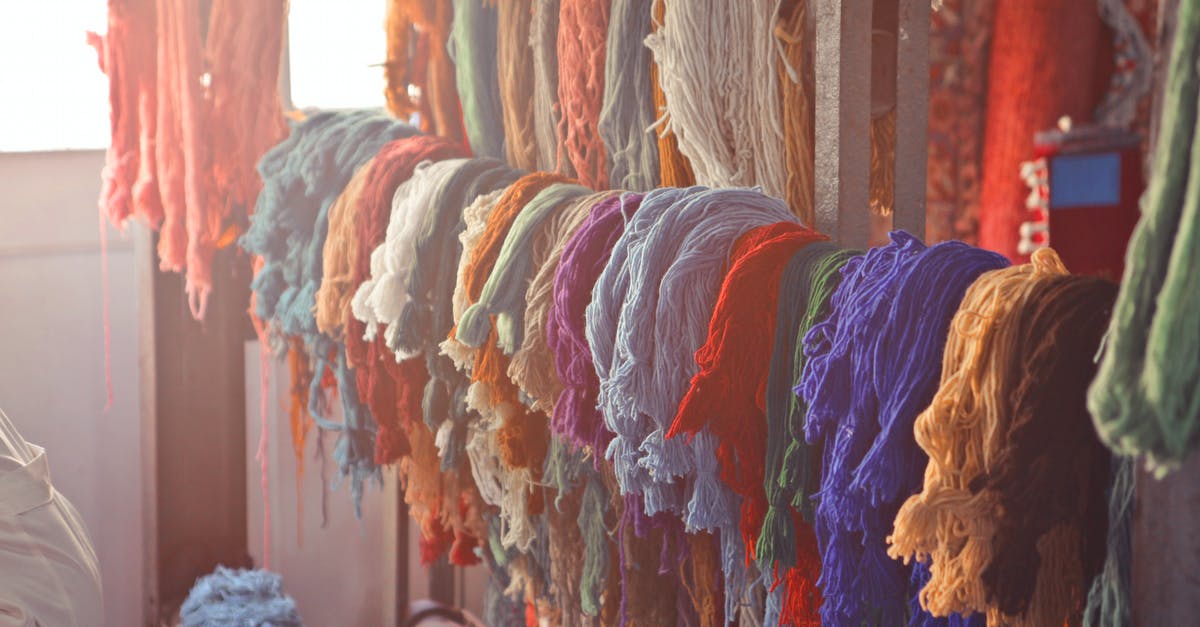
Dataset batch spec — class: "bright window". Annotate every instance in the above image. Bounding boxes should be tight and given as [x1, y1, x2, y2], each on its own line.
[0, 3, 110, 152]
[287, 0, 388, 111]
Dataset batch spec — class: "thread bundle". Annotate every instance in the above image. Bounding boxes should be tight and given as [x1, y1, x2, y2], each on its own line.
[94, 0, 287, 317]
[889, 249, 1113, 625]
[240, 113, 1140, 622]
[1089, 0, 1200, 475]
[93, 0, 1186, 623]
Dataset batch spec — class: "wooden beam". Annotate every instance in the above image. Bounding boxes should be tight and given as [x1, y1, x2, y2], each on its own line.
[814, 0, 873, 247]
[142, 239, 253, 622]
[893, 0, 930, 239]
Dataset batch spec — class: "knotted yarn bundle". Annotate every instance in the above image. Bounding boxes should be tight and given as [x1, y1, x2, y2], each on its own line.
[449, 0, 506, 159]
[586, 186, 698, 508]
[385, 0, 467, 141]
[548, 193, 641, 452]
[607, 187, 798, 621]
[775, 0, 815, 223]
[1089, 1, 1200, 475]
[530, 0, 571, 175]
[344, 136, 469, 466]
[314, 155, 376, 337]
[977, 274, 1116, 624]
[668, 221, 828, 625]
[598, 0, 660, 191]
[799, 231, 1005, 625]
[556, 0, 611, 189]
[400, 161, 524, 468]
[456, 183, 590, 469]
[509, 191, 618, 415]
[644, 0, 787, 199]
[494, 0, 539, 171]
[242, 110, 417, 512]
[889, 248, 1075, 624]
[758, 243, 854, 571]
[353, 158, 466, 352]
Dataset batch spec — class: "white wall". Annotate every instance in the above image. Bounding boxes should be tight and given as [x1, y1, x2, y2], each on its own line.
[0, 150, 143, 627]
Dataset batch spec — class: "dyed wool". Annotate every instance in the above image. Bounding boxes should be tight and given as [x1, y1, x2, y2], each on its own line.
[386, 0, 467, 141]
[449, 0, 506, 159]
[402, 161, 524, 467]
[353, 159, 469, 353]
[93, 0, 161, 228]
[587, 186, 699, 508]
[776, 0, 815, 223]
[556, 0, 611, 189]
[95, 0, 286, 317]
[894, 253, 1114, 626]
[495, 0, 539, 171]
[1089, 2, 1200, 475]
[509, 191, 618, 414]
[648, 0, 695, 188]
[531, 0, 571, 175]
[668, 222, 828, 625]
[445, 189, 510, 373]
[457, 183, 590, 474]
[800, 231, 1005, 625]
[979, 275, 1115, 623]
[242, 110, 417, 511]
[1084, 458, 1133, 627]
[645, 0, 787, 199]
[548, 193, 641, 452]
[758, 243, 854, 565]
[542, 437, 589, 625]
[599, 188, 799, 622]
[180, 567, 301, 627]
[344, 136, 469, 466]
[598, 0, 660, 191]
[314, 155, 376, 337]
[889, 249, 1072, 623]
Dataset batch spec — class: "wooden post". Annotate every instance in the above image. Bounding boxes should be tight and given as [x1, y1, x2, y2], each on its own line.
[892, 0, 930, 239]
[815, 0, 929, 246]
[139, 231, 252, 623]
[814, 0, 873, 247]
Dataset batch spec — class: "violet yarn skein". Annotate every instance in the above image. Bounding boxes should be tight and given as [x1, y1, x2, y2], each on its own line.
[799, 231, 1002, 626]
[547, 192, 643, 453]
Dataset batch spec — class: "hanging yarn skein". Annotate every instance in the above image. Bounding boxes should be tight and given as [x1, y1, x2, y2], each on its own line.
[555, 0, 611, 189]
[509, 191, 619, 414]
[548, 192, 640, 452]
[645, 0, 787, 198]
[647, 0, 695, 188]
[979, 274, 1115, 623]
[346, 136, 470, 466]
[799, 231, 1005, 626]
[494, 0, 539, 171]
[530, 0, 572, 175]
[668, 221, 828, 626]
[598, 0, 659, 191]
[586, 186, 698, 509]
[775, 0, 815, 223]
[1089, 2, 1200, 475]
[386, 0, 467, 142]
[891, 250, 1113, 626]
[759, 244, 856, 559]
[243, 110, 417, 512]
[889, 249, 1065, 621]
[449, 0, 507, 159]
[315, 155, 376, 337]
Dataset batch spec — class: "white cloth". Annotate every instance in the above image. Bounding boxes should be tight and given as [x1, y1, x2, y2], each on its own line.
[0, 409, 102, 626]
